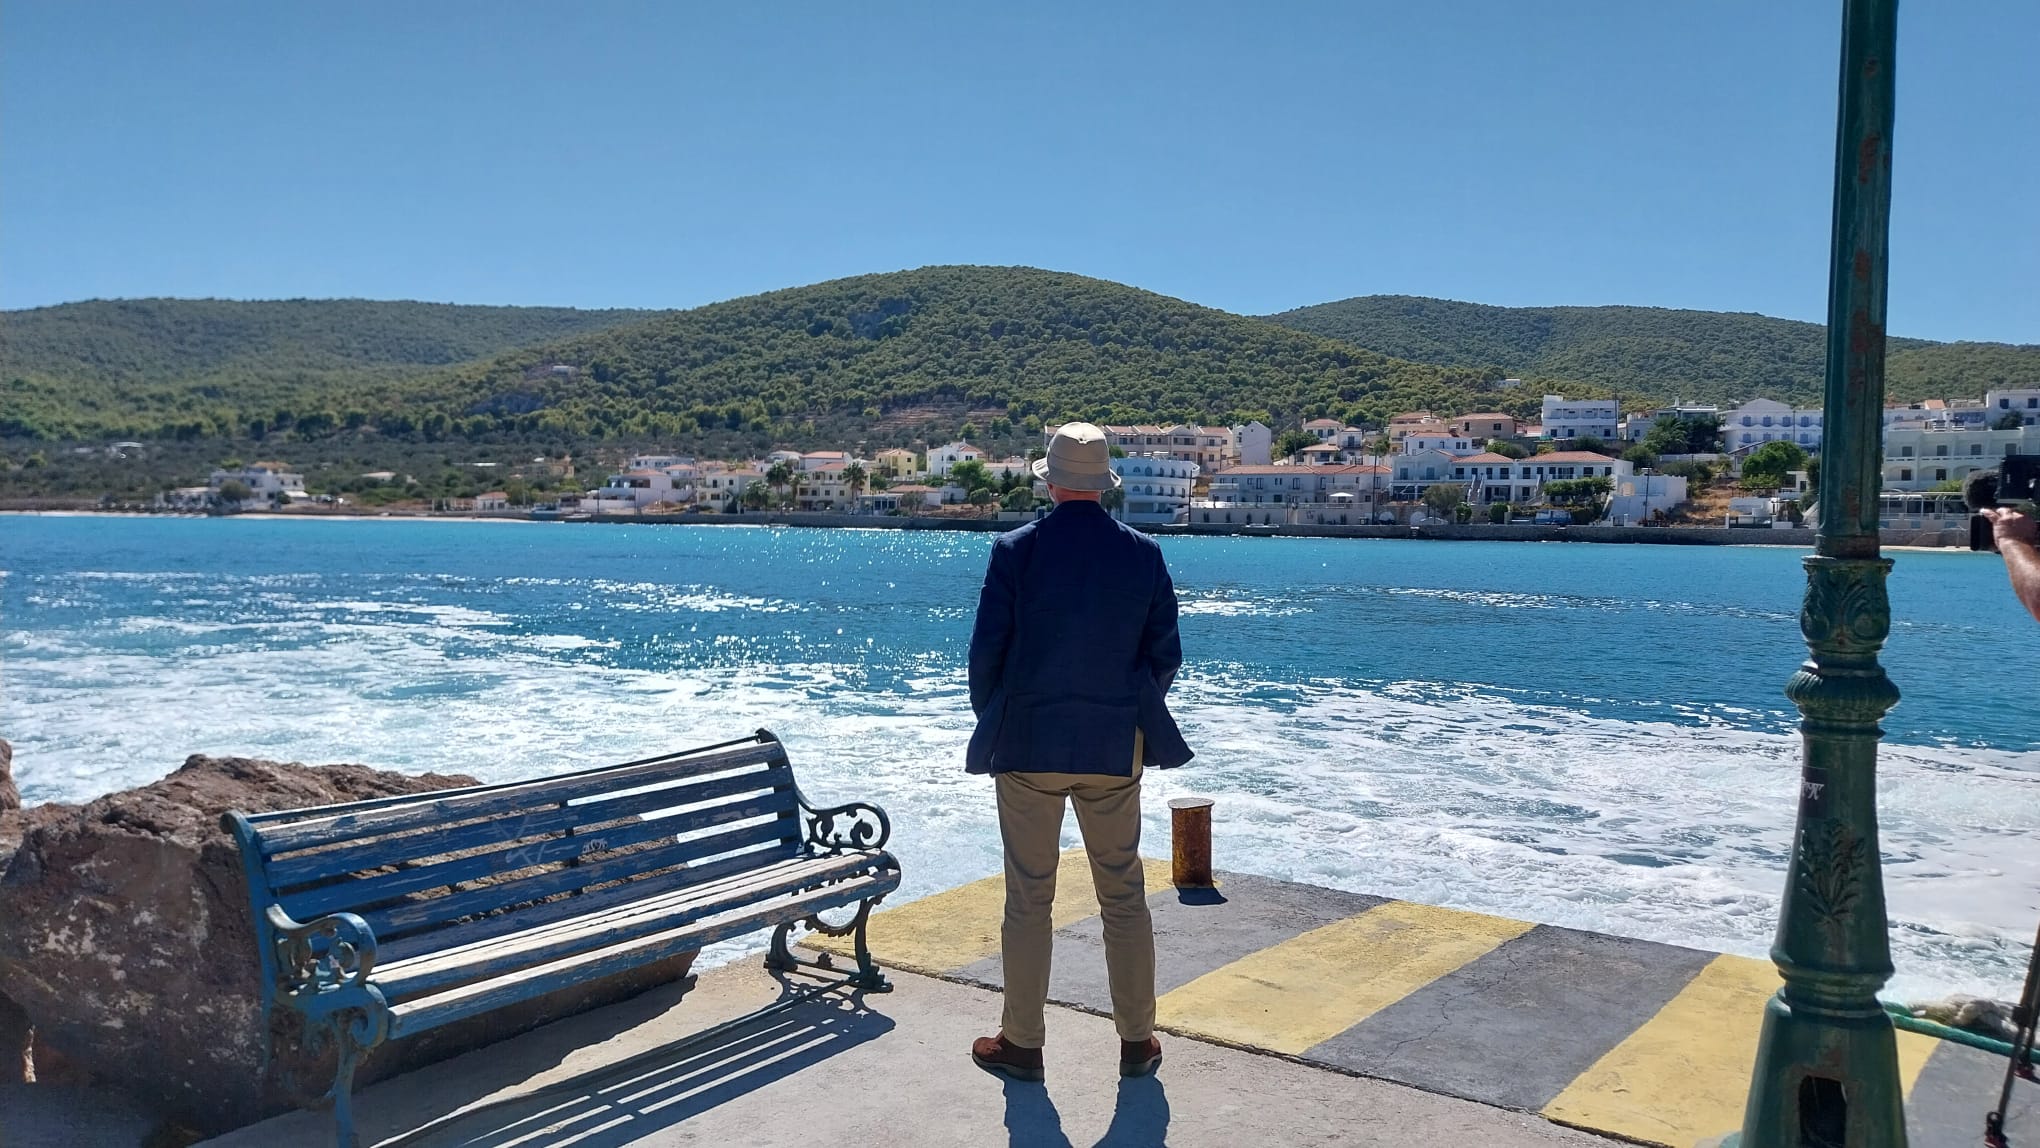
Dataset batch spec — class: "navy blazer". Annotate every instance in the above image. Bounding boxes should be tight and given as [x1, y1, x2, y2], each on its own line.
[966, 500, 1192, 776]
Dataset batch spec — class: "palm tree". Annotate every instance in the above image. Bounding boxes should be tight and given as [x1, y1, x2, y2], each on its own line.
[765, 461, 795, 509]
[843, 462, 867, 513]
[1102, 486, 1126, 519]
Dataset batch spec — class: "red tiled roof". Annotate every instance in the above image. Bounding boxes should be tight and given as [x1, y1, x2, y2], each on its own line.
[1303, 418, 1342, 428]
[1455, 453, 1520, 465]
[1537, 452, 1619, 463]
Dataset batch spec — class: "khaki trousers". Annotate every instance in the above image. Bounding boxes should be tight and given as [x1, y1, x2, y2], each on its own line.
[994, 732, 1155, 1049]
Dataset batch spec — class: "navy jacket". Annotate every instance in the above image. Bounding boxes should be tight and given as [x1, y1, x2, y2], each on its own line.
[966, 500, 1192, 776]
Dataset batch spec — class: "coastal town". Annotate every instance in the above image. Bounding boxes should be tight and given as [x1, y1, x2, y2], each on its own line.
[158, 385, 2040, 538]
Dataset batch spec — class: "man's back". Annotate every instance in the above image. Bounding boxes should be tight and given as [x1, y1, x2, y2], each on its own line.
[966, 499, 1189, 776]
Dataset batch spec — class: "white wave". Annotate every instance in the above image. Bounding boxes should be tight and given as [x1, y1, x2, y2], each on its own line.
[5, 610, 2036, 999]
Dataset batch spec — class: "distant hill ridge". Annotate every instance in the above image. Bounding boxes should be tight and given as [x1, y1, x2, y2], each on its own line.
[1265, 294, 2039, 408]
[4, 269, 2035, 446]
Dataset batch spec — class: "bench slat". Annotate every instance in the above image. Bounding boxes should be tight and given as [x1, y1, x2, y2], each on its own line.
[377, 852, 890, 1001]
[265, 763, 795, 890]
[381, 840, 839, 970]
[275, 778, 797, 917]
[378, 833, 802, 964]
[253, 742, 785, 856]
[385, 868, 898, 1040]
[364, 810, 799, 941]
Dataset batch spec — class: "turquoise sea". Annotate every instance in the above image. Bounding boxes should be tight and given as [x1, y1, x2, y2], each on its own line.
[3, 515, 2036, 997]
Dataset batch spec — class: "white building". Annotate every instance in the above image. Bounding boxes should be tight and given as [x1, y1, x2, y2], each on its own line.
[1110, 455, 1200, 524]
[626, 454, 693, 472]
[698, 464, 765, 505]
[1722, 399, 1822, 455]
[1606, 474, 1689, 524]
[927, 441, 984, 477]
[591, 470, 684, 509]
[800, 451, 849, 473]
[208, 462, 305, 506]
[1621, 404, 1721, 442]
[985, 455, 1033, 480]
[1400, 434, 1483, 457]
[1193, 464, 1389, 525]
[476, 491, 510, 511]
[1882, 424, 2040, 491]
[1540, 396, 1620, 442]
[1985, 389, 2040, 427]
[1233, 421, 1272, 467]
[1392, 450, 1632, 508]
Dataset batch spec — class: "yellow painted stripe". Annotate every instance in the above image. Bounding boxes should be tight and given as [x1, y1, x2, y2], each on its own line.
[1543, 952, 1942, 1147]
[809, 849, 1174, 975]
[1152, 899, 1536, 1055]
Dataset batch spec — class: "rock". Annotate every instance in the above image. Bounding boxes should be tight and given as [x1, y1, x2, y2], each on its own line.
[0, 755, 697, 1136]
[0, 738, 18, 812]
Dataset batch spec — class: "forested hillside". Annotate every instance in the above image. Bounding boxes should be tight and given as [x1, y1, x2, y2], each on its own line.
[407, 266, 1512, 442]
[2, 269, 1513, 446]
[1265, 295, 2039, 406]
[0, 298, 659, 439]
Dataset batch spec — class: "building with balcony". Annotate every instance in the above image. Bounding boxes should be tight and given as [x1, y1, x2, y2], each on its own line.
[1882, 424, 2040, 490]
[1110, 455, 1200, 524]
[1191, 463, 1389, 525]
[1540, 396, 1620, 442]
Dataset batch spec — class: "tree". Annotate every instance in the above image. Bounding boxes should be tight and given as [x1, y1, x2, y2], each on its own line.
[1486, 439, 1528, 459]
[897, 489, 926, 516]
[1101, 486, 1126, 517]
[1488, 501, 1512, 524]
[1454, 503, 1474, 524]
[216, 480, 252, 505]
[504, 477, 531, 506]
[1421, 482, 1467, 518]
[867, 472, 890, 491]
[765, 461, 796, 507]
[1621, 445, 1659, 470]
[1571, 435, 1608, 455]
[1277, 430, 1318, 460]
[1645, 414, 1724, 456]
[1740, 440, 1809, 488]
[1001, 487, 1035, 513]
[949, 459, 991, 496]
[1996, 412, 2026, 431]
[843, 461, 867, 507]
[967, 487, 996, 513]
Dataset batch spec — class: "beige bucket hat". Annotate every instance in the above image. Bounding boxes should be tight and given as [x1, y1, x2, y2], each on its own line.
[1032, 422, 1122, 491]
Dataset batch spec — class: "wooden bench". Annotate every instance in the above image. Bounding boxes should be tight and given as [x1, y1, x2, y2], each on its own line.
[221, 730, 900, 1147]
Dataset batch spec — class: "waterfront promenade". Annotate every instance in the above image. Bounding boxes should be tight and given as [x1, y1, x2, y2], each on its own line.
[176, 856, 2026, 1148]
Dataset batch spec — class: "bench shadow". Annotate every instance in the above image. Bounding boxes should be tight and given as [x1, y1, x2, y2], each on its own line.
[1001, 1076, 1171, 1148]
[411, 986, 893, 1148]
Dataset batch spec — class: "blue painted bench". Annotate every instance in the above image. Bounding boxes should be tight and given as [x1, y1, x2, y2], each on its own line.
[221, 730, 900, 1147]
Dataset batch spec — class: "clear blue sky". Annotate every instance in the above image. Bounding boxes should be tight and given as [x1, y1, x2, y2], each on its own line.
[3, 1, 2034, 342]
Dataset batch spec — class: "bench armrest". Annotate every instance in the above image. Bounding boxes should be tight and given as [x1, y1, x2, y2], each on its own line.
[799, 794, 892, 852]
[267, 904, 380, 998]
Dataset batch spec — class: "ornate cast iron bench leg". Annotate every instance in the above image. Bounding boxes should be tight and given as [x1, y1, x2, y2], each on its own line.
[847, 896, 891, 993]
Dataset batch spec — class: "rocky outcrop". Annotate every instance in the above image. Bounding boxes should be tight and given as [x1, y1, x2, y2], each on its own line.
[0, 737, 18, 813]
[0, 754, 696, 1136]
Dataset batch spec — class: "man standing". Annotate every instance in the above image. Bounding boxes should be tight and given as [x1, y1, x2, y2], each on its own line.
[964, 422, 1193, 1082]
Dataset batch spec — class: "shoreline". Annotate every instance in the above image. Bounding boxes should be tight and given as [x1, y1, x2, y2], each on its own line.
[0, 505, 1972, 548]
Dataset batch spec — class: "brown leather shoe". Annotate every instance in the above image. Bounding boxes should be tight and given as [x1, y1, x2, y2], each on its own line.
[972, 1033, 1045, 1082]
[1120, 1036, 1162, 1078]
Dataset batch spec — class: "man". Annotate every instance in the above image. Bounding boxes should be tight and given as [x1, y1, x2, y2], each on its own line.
[963, 422, 1193, 1083]
[1983, 507, 2040, 623]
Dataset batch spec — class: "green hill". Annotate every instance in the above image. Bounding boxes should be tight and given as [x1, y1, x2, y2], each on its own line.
[1264, 295, 2040, 407]
[0, 298, 660, 439]
[408, 266, 1506, 442]
[2, 269, 1510, 446]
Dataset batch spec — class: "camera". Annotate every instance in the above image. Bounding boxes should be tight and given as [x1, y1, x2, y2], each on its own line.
[1964, 454, 2040, 551]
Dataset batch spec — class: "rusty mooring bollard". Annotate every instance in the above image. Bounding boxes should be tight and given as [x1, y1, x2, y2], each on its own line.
[1169, 797, 1214, 887]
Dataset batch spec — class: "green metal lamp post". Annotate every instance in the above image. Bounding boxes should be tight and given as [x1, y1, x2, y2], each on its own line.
[1735, 0, 1907, 1145]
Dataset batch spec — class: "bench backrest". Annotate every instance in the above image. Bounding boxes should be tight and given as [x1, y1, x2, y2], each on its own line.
[223, 731, 803, 969]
